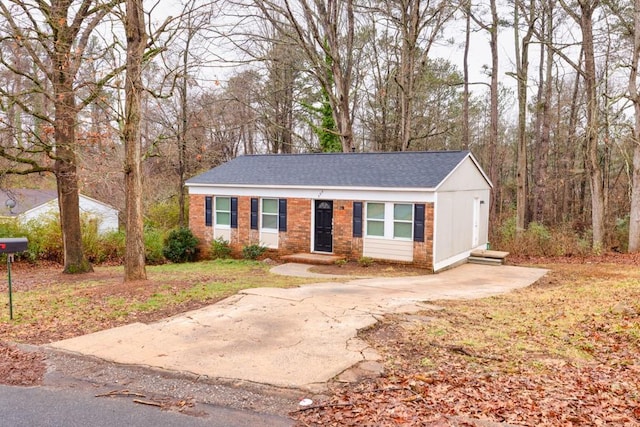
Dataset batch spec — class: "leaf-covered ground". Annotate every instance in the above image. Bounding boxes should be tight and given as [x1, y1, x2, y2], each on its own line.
[292, 257, 640, 426]
[1, 256, 639, 425]
[0, 342, 45, 386]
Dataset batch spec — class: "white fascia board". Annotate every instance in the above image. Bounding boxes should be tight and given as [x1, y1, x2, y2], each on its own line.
[78, 194, 119, 212]
[187, 184, 436, 203]
[467, 152, 493, 188]
[434, 152, 493, 191]
[21, 199, 59, 218]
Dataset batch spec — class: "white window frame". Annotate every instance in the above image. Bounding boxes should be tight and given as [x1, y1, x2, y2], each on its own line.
[365, 202, 413, 241]
[365, 202, 385, 237]
[261, 198, 278, 231]
[215, 196, 231, 228]
[393, 203, 413, 240]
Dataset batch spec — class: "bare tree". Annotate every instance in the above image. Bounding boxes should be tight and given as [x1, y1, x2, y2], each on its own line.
[371, 0, 454, 151]
[170, 1, 217, 227]
[461, 0, 472, 150]
[0, 0, 123, 273]
[531, 0, 555, 225]
[251, 0, 358, 152]
[123, 0, 147, 281]
[512, 0, 535, 233]
[628, 0, 640, 252]
[262, 38, 299, 153]
[559, 0, 605, 249]
[469, 0, 500, 214]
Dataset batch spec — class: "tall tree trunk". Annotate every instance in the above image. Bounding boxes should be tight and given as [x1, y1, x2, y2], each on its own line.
[462, 0, 471, 150]
[54, 93, 92, 274]
[124, 0, 147, 281]
[514, 0, 534, 233]
[52, 9, 91, 274]
[629, 0, 640, 252]
[580, 0, 605, 250]
[488, 0, 499, 215]
[398, 0, 418, 151]
[178, 31, 190, 228]
[563, 53, 583, 222]
[532, 3, 554, 224]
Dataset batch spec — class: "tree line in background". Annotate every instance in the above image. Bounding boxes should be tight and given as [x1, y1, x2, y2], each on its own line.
[0, 0, 639, 277]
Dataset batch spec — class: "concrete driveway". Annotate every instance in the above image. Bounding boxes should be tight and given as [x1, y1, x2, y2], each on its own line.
[49, 264, 547, 392]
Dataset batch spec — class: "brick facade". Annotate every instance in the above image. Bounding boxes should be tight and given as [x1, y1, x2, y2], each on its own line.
[189, 194, 434, 270]
[412, 203, 434, 269]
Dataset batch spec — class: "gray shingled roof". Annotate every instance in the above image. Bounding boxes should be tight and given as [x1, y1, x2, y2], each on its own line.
[186, 151, 472, 189]
[0, 189, 58, 217]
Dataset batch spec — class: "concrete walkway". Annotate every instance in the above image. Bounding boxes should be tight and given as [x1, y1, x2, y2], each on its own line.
[49, 264, 547, 392]
[269, 262, 352, 278]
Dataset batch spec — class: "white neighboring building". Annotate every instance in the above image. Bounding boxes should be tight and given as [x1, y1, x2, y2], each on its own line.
[0, 189, 119, 234]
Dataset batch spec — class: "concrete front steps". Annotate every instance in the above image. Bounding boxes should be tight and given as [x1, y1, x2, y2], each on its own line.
[468, 249, 509, 266]
[280, 253, 345, 265]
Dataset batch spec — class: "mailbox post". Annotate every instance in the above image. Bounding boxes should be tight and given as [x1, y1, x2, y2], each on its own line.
[0, 238, 28, 320]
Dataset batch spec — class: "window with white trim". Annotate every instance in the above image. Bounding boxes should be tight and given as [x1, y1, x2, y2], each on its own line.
[365, 202, 413, 240]
[366, 203, 385, 237]
[393, 204, 413, 239]
[215, 197, 231, 227]
[261, 198, 278, 230]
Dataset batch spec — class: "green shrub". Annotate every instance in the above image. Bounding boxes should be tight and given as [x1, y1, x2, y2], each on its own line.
[242, 243, 267, 260]
[144, 227, 166, 264]
[81, 217, 104, 263]
[23, 214, 63, 262]
[525, 221, 551, 255]
[498, 215, 517, 243]
[95, 230, 126, 263]
[163, 227, 199, 263]
[0, 220, 24, 238]
[358, 256, 374, 267]
[210, 236, 232, 259]
[146, 198, 182, 232]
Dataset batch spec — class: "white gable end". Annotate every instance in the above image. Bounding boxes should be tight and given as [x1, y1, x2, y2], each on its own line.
[437, 156, 491, 192]
[19, 196, 119, 234]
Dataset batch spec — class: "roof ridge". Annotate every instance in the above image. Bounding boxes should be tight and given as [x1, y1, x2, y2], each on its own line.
[240, 150, 468, 158]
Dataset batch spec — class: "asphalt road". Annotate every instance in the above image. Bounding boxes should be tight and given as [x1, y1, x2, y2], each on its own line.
[0, 384, 293, 427]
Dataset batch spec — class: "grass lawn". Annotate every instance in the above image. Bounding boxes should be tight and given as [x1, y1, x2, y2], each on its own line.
[0, 259, 319, 344]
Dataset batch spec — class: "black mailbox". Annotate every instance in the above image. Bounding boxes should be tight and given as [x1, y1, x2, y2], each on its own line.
[0, 238, 28, 254]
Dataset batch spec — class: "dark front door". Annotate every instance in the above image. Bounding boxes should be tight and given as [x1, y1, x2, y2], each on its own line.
[314, 200, 333, 252]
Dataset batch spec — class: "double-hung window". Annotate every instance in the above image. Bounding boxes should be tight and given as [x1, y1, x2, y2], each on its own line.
[261, 198, 278, 230]
[365, 202, 413, 240]
[366, 203, 385, 237]
[393, 204, 413, 239]
[215, 197, 231, 227]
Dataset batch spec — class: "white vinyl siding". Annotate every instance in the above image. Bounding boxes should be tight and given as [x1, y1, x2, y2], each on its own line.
[363, 239, 413, 262]
[215, 197, 231, 228]
[433, 189, 490, 266]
